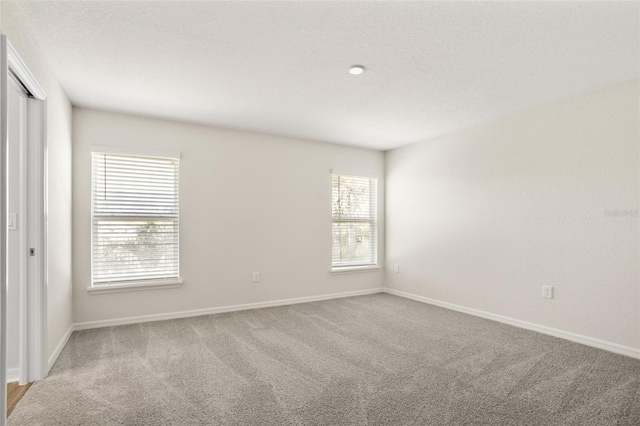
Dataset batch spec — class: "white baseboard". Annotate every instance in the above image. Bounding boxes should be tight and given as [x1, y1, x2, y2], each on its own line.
[48, 324, 74, 372]
[74, 288, 385, 331]
[6, 367, 20, 383]
[384, 288, 640, 360]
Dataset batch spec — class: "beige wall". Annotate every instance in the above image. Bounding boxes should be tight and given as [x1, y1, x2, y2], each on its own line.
[72, 108, 384, 324]
[1, 1, 74, 362]
[385, 80, 640, 351]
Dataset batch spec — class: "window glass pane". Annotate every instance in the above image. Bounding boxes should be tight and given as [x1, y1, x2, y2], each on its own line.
[332, 175, 375, 219]
[332, 221, 375, 266]
[331, 174, 377, 268]
[91, 153, 179, 284]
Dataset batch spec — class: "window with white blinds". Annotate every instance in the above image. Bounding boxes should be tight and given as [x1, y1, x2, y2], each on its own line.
[91, 152, 180, 285]
[331, 173, 378, 268]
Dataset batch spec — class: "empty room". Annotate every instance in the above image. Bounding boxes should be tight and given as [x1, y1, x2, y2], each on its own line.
[1, 1, 639, 425]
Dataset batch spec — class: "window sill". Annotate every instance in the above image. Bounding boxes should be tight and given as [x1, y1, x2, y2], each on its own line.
[87, 279, 183, 295]
[330, 265, 381, 274]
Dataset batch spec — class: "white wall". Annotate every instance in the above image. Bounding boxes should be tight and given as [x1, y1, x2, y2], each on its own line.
[73, 108, 384, 324]
[386, 80, 640, 351]
[1, 1, 74, 363]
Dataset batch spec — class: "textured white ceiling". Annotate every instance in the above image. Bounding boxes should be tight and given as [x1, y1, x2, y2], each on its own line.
[15, 1, 640, 150]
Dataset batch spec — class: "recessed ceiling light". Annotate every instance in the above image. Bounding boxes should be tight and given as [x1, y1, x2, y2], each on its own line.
[349, 65, 366, 75]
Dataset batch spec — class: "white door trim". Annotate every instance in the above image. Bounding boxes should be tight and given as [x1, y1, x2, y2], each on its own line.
[6, 41, 46, 100]
[7, 38, 48, 385]
[0, 36, 48, 426]
[0, 34, 9, 426]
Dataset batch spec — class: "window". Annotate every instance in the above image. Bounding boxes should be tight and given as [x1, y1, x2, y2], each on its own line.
[91, 151, 180, 288]
[331, 173, 378, 270]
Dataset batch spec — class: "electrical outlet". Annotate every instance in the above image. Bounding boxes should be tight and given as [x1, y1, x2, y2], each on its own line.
[542, 285, 553, 299]
[253, 272, 260, 282]
[394, 264, 400, 273]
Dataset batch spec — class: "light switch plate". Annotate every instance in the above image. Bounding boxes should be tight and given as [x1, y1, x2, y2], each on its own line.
[8, 213, 17, 231]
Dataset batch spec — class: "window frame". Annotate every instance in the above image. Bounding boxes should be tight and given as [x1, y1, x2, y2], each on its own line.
[88, 146, 183, 294]
[330, 171, 380, 273]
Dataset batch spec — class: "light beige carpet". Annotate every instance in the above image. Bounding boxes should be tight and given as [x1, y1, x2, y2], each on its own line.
[9, 294, 640, 425]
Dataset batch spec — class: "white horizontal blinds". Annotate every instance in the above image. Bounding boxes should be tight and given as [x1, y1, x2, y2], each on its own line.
[331, 174, 377, 267]
[92, 152, 179, 284]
